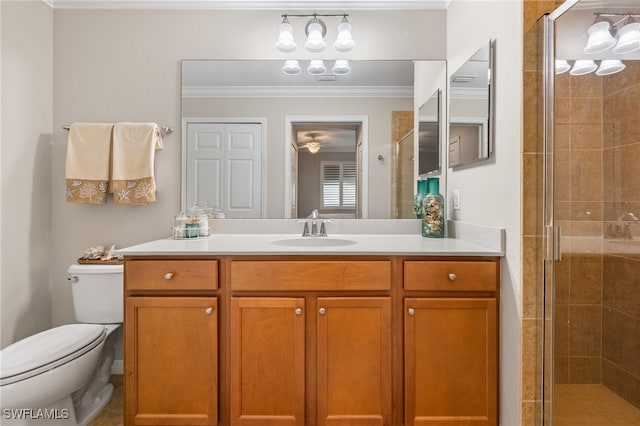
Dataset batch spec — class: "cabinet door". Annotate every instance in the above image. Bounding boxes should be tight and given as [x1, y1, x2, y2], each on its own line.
[125, 297, 218, 426]
[317, 297, 392, 426]
[230, 297, 305, 426]
[405, 298, 497, 426]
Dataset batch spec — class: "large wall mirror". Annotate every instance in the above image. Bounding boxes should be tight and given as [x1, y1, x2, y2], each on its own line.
[448, 40, 495, 168]
[181, 59, 446, 219]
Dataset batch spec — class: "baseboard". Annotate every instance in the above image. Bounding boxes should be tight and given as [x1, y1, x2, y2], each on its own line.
[111, 359, 123, 375]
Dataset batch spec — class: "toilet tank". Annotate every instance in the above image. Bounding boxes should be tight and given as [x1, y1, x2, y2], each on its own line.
[67, 263, 123, 324]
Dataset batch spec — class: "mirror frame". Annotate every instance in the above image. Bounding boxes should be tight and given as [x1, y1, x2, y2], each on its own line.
[448, 39, 496, 169]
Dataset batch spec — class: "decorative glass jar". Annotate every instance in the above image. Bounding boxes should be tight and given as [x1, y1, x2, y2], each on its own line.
[413, 179, 428, 218]
[421, 177, 445, 238]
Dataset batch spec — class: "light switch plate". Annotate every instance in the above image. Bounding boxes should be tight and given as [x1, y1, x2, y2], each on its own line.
[453, 189, 461, 210]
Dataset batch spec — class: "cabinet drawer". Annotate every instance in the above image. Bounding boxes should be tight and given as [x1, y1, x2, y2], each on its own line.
[126, 260, 218, 291]
[404, 260, 497, 291]
[230, 260, 391, 291]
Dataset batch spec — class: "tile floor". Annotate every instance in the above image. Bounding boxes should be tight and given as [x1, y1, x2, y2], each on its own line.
[554, 384, 640, 426]
[88, 376, 123, 426]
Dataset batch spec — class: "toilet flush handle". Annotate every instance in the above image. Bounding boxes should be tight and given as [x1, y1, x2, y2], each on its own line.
[68, 276, 79, 284]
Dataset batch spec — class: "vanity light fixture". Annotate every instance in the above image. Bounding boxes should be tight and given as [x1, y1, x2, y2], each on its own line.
[274, 14, 356, 55]
[583, 13, 640, 55]
[555, 59, 571, 74]
[596, 59, 626, 76]
[570, 59, 598, 76]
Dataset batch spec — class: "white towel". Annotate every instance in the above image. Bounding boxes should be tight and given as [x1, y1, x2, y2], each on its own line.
[65, 123, 113, 204]
[110, 122, 163, 205]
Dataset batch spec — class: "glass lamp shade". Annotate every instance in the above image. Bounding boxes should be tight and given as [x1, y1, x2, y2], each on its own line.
[275, 22, 296, 53]
[570, 59, 597, 76]
[306, 142, 321, 154]
[304, 22, 326, 53]
[331, 60, 351, 75]
[282, 60, 302, 75]
[584, 21, 617, 54]
[612, 22, 640, 54]
[555, 59, 571, 74]
[333, 21, 356, 53]
[307, 60, 326, 75]
[596, 59, 625, 76]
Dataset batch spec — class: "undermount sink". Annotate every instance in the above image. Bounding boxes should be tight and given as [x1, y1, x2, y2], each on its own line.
[270, 237, 357, 248]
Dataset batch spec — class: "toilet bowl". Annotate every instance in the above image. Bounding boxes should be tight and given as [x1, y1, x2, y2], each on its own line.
[0, 264, 123, 426]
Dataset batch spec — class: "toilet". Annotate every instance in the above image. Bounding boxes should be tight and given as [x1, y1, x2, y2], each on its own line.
[0, 263, 123, 426]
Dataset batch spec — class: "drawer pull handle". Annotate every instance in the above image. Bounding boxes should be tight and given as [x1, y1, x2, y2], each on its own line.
[319, 307, 326, 315]
[295, 308, 303, 316]
[205, 307, 213, 315]
[164, 272, 174, 280]
[408, 308, 415, 316]
[448, 273, 457, 281]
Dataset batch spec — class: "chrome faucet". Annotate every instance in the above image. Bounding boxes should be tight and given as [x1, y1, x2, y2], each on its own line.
[299, 209, 328, 237]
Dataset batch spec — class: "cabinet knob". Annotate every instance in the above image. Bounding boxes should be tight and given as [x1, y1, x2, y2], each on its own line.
[319, 307, 326, 315]
[164, 272, 174, 280]
[295, 308, 303, 316]
[408, 308, 415, 316]
[205, 307, 213, 315]
[448, 273, 457, 281]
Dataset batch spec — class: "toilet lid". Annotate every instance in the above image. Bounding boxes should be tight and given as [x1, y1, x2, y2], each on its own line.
[0, 324, 106, 384]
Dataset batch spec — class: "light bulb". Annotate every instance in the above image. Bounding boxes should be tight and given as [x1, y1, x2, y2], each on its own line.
[282, 60, 301, 75]
[307, 59, 326, 75]
[275, 20, 296, 53]
[332, 60, 351, 75]
[334, 19, 356, 53]
[570, 60, 598, 76]
[596, 59, 625, 76]
[304, 20, 326, 53]
[555, 59, 571, 74]
[584, 21, 617, 54]
[613, 22, 640, 54]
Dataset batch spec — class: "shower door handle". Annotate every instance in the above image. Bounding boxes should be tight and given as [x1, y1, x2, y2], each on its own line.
[545, 225, 562, 262]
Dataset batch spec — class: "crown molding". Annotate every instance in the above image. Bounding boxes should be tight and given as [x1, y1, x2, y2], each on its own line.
[45, 0, 449, 10]
[182, 85, 413, 98]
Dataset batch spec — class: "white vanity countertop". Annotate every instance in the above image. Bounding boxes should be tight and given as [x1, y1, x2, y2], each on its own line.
[118, 234, 501, 256]
[118, 220, 505, 257]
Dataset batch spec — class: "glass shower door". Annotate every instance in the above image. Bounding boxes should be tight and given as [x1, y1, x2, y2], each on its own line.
[542, 1, 640, 425]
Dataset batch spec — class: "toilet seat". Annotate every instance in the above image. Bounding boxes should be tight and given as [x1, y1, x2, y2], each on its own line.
[0, 324, 106, 386]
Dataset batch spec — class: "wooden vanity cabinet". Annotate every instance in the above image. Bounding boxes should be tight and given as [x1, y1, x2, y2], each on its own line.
[228, 260, 393, 426]
[403, 260, 499, 426]
[124, 258, 219, 426]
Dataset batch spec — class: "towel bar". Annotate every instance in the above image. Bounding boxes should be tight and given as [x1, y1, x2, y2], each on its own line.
[62, 124, 173, 135]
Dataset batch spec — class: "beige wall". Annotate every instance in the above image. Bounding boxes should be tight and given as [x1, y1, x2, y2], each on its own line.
[446, 2, 523, 426]
[1, 1, 53, 348]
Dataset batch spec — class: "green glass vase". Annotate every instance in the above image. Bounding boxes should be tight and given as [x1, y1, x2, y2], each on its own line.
[413, 179, 428, 218]
[421, 177, 445, 238]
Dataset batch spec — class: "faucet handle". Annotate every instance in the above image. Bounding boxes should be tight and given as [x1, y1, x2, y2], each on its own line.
[319, 221, 327, 237]
[301, 222, 310, 237]
[311, 209, 319, 220]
